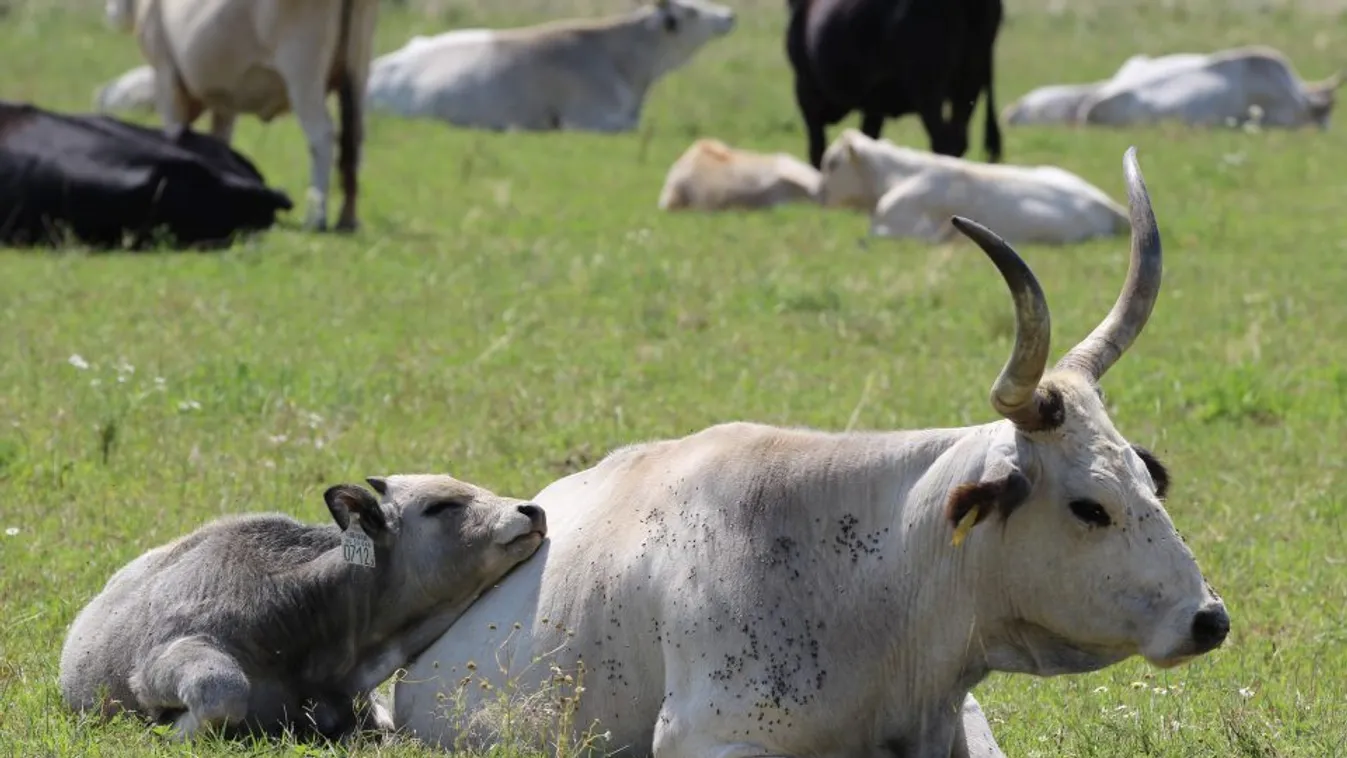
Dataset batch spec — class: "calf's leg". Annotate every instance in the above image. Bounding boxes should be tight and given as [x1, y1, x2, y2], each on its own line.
[860, 110, 886, 140]
[130, 635, 250, 741]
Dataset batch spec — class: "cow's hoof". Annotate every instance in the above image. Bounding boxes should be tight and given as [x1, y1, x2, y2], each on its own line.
[333, 218, 359, 234]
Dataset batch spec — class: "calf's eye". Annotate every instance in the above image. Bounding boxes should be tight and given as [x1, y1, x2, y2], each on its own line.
[1069, 499, 1112, 528]
[424, 499, 467, 516]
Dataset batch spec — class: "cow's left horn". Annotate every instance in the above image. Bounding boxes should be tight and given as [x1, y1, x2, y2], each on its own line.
[1055, 146, 1162, 383]
[951, 216, 1061, 431]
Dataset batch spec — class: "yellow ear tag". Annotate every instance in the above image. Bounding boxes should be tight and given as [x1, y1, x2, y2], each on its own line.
[951, 506, 980, 548]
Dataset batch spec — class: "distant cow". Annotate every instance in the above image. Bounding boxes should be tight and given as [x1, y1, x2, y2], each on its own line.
[0, 100, 292, 250]
[1005, 47, 1343, 129]
[106, 0, 381, 231]
[657, 138, 821, 211]
[785, 0, 1004, 169]
[365, 0, 735, 133]
[59, 474, 547, 742]
[818, 129, 1127, 245]
[93, 64, 157, 115]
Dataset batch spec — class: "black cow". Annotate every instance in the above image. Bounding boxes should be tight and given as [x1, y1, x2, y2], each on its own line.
[785, 0, 1004, 169]
[0, 100, 292, 250]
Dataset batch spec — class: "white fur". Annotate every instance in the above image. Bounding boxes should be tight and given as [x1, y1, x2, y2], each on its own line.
[818, 129, 1128, 245]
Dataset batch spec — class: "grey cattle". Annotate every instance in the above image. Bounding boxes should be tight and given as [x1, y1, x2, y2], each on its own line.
[59, 474, 547, 742]
[365, 0, 736, 132]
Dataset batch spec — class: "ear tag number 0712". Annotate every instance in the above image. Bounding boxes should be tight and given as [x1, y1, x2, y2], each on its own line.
[342, 528, 376, 568]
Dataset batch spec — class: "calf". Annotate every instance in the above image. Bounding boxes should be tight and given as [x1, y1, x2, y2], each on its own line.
[785, 0, 1004, 168]
[365, 0, 735, 133]
[59, 474, 547, 742]
[0, 100, 291, 250]
[657, 138, 821, 211]
[818, 129, 1128, 245]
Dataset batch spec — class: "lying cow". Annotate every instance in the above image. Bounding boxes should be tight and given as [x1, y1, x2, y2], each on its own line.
[818, 129, 1127, 245]
[106, 0, 381, 231]
[59, 474, 547, 741]
[657, 138, 821, 211]
[93, 64, 157, 115]
[1005, 46, 1343, 129]
[0, 100, 291, 250]
[365, 0, 735, 132]
[393, 146, 1230, 758]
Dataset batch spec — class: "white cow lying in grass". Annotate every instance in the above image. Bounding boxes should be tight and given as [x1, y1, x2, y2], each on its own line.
[657, 138, 821, 211]
[1004, 46, 1343, 129]
[818, 129, 1128, 245]
[365, 0, 735, 132]
[393, 146, 1231, 758]
[59, 474, 546, 742]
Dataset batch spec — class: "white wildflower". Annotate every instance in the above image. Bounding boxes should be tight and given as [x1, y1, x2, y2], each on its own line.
[4, 527, 18, 537]
[1238, 687, 1255, 699]
[68, 354, 90, 370]
[178, 400, 201, 412]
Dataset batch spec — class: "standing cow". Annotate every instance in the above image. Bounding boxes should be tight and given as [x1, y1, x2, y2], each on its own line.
[785, 0, 1004, 169]
[105, 0, 380, 232]
[393, 147, 1230, 758]
[59, 474, 547, 742]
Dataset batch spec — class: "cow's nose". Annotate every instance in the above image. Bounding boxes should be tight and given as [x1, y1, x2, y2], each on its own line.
[517, 503, 544, 524]
[1190, 605, 1230, 653]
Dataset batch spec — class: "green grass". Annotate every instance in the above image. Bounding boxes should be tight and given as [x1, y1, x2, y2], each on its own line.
[1, 0, 1345, 755]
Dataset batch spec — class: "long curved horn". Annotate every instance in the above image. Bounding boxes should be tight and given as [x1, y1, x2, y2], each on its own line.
[951, 216, 1061, 431]
[1055, 146, 1162, 383]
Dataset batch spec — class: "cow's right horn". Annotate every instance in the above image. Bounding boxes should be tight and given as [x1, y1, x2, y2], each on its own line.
[1055, 146, 1163, 383]
[951, 216, 1062, 431]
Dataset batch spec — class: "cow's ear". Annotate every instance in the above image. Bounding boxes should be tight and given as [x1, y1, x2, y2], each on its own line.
[844, 140, 859, 162]
[325, 484, 390, 536]
[944, 470, 1031, 547]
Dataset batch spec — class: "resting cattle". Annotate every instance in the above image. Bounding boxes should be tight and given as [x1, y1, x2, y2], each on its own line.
[365, 0, 735, 132]
[785, 0, 1004, 169]
[817, 129, 1127, 245]
[393, 147, 1230, 758]
[59, 474, 547, 741]
[106, 0, 380, 231]
[657, 138, 821, 211]
[93, 64, 157, 115]
[1005, 47, 1343, 129]
[0, 100, 291, 250]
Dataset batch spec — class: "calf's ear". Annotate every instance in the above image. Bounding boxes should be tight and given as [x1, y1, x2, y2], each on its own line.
[944, 469, 1031, 547]
[325, 484, 390, 536]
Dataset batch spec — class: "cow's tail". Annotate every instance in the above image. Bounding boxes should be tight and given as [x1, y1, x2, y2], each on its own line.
[335, 0, 360, 204]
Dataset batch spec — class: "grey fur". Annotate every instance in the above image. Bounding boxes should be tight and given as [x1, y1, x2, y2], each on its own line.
[59, 474, 547, 742]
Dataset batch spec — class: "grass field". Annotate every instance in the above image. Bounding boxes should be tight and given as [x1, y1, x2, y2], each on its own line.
[1, 0, 1345, 756]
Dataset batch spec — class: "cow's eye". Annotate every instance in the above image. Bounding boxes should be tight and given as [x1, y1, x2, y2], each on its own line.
[424, 498, 468, 516]
[1069, 499, 1112, 528]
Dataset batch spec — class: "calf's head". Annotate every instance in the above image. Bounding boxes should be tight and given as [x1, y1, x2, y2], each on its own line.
[323, 474, 547, 609]
[944, 147, 1229, 675]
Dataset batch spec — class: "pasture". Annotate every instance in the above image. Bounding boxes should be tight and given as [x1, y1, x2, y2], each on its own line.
[1, 0, 1344, 755]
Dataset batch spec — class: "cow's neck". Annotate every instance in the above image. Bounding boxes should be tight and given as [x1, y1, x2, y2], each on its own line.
[585, 11, 673, 99]
[288, 548, 412, 679]
[872, 425, 1015, 752]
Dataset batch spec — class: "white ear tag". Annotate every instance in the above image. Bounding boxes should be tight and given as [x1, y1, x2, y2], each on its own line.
[342, 526, 376, 568]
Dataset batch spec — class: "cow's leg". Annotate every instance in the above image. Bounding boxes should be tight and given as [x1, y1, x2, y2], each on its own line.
[860, 110, 886, 140]
[130, 635, 250, 741]
[209, 110, 237, 144]
[273, 56, 335, 232]
[792, 72, 838, 169]
[151, 64, 202, 132]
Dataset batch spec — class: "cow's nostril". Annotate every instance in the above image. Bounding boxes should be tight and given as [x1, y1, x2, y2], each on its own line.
[517, 504, 543, 522]
[1190, 606, 1230, 652]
